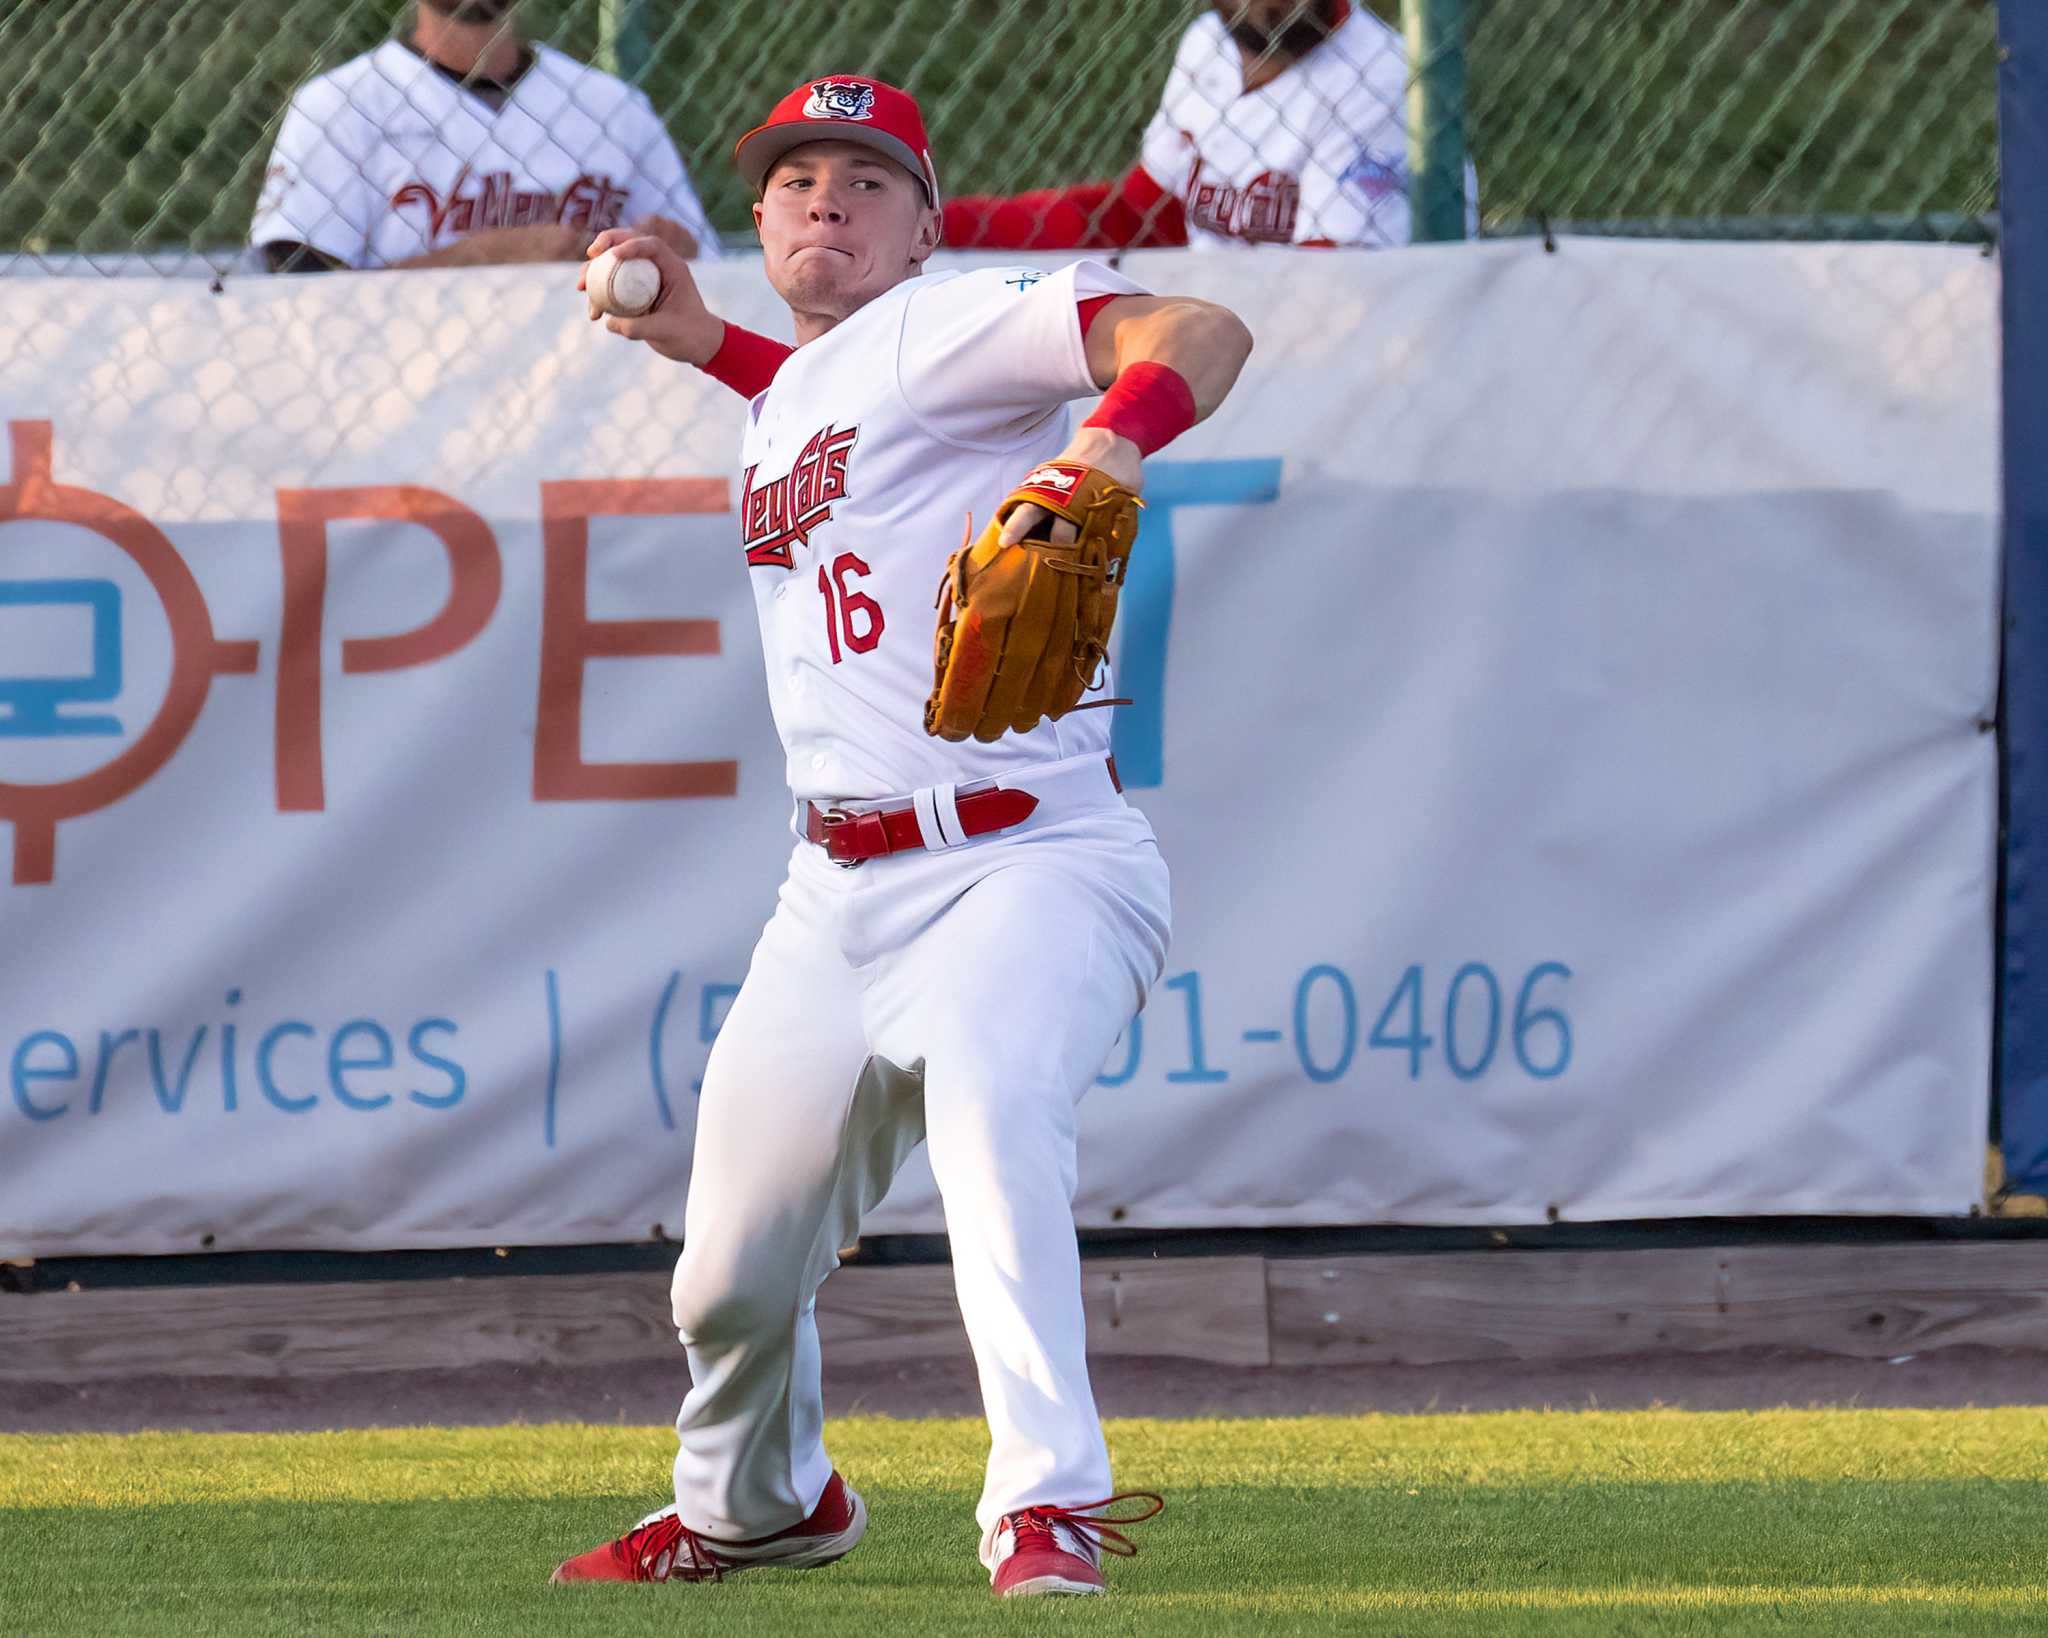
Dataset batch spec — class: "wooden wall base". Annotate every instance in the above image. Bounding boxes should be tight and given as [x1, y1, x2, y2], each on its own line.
[4, 1244, 2044, 1383]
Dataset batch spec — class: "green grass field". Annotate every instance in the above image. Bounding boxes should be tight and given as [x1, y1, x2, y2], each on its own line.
[4, 1409, 2045, 1635]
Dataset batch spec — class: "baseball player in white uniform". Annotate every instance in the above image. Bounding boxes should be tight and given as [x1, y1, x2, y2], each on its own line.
[945, 0, 1477, 249]
[550, 75, 1251, 1597]
[251, 0, 719, 272]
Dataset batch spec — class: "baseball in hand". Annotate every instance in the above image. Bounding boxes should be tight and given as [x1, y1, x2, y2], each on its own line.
[585, 247, 662, 318]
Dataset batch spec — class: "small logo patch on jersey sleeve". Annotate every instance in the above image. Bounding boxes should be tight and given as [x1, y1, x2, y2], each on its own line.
[1341, 150, 1407, 201]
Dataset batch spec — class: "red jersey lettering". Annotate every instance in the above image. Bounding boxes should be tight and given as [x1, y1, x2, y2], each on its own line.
[743, 423, 860, 568]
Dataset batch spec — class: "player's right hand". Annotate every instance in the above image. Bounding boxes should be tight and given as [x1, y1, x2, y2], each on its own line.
[581, 230, 724, 367]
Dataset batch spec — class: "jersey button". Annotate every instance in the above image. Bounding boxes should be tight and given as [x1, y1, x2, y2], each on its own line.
[809, 753, 828, 772]
[790, 674, 807, 696]
[775, 582, 790, 600]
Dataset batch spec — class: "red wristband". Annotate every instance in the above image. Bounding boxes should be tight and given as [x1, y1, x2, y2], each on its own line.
[1081, 362, 1197, 457]
[700, 321, 794, 399]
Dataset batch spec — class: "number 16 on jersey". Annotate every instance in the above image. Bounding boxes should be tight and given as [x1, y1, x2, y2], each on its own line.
[818, 552, 884, 663]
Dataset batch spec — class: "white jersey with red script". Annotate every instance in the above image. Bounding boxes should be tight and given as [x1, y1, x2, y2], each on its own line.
[738, 258, 1145, 806]
[1137, 4, 1475, 248]
[250, 40, 720, 267]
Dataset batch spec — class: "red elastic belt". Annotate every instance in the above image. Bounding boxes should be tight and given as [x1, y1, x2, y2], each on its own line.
[804, 757, 1121, 867]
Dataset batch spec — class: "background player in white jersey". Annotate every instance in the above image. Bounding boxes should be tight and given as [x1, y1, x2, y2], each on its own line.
[945, 0, 1476, 249]
[550, 76, 1250, 1597]
[250, 0, 719, 272]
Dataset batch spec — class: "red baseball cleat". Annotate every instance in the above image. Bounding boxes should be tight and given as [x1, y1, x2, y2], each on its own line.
[988, 1491, 1164, 1598]
[550, 1470, 867, 1585]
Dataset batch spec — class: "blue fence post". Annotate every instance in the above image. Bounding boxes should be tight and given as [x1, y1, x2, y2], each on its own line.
[1999, 0, 2048, 1194]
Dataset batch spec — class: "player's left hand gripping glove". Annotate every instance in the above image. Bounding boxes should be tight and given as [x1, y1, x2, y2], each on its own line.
[924, 461, 1141, 743]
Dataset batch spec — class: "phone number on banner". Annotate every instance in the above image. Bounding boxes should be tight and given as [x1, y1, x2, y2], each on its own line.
[1097, 962, 1576, 1087]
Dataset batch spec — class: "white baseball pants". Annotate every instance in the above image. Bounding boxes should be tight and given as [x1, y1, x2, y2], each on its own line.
[666, 753, 1169, 1560]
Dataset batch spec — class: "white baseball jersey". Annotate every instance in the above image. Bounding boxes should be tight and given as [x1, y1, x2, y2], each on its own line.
[250, 40, 720, 268]
[1138, 5, 1477, 248]
[737, 260, 1145, 805]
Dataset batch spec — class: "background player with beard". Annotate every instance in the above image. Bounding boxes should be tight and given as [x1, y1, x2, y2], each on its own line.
[251, 0, 718, 272]
[550, 75, 1252, 1598]
[944, 0, 1477, 250]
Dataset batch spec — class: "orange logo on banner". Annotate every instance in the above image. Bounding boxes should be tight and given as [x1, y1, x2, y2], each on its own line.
[537, 479, 734, 800]
[274, 485, 502, 812]
[0, 422, 737, 887]
[0, 421, 259, 885]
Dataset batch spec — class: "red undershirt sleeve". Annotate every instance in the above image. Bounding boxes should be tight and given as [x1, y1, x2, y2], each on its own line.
[698, 321, 795, 399]
[942, 163, 1189, 251]
[1076, 294, 1119, 341]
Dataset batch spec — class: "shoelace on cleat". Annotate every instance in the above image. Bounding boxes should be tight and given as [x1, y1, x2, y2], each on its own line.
[1006, 1491, 1166, 1562]
[613, 1511, 725, 1583]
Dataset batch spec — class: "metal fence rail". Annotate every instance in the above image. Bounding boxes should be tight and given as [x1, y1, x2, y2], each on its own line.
[0, 0, 2001, 272]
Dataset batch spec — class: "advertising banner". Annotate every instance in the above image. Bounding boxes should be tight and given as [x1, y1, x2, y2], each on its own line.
[0, 239, 1998, 1253]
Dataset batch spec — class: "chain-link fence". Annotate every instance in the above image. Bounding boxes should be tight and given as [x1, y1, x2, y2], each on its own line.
[1470, 0, 1999, 240]
[0, 0, 2001, 275]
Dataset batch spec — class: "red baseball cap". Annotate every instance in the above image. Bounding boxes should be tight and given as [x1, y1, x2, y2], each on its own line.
[734, 77, 940, 209]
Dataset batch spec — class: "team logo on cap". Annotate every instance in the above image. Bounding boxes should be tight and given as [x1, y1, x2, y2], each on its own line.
[803, 80, 877, 122]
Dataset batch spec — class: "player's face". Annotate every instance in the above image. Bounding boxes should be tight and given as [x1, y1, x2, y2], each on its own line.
[1214, 0, 1340, 59]
[754, 143, 941, 324]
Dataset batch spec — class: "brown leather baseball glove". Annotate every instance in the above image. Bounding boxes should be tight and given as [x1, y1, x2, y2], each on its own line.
[924, 460, 1141, 744]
